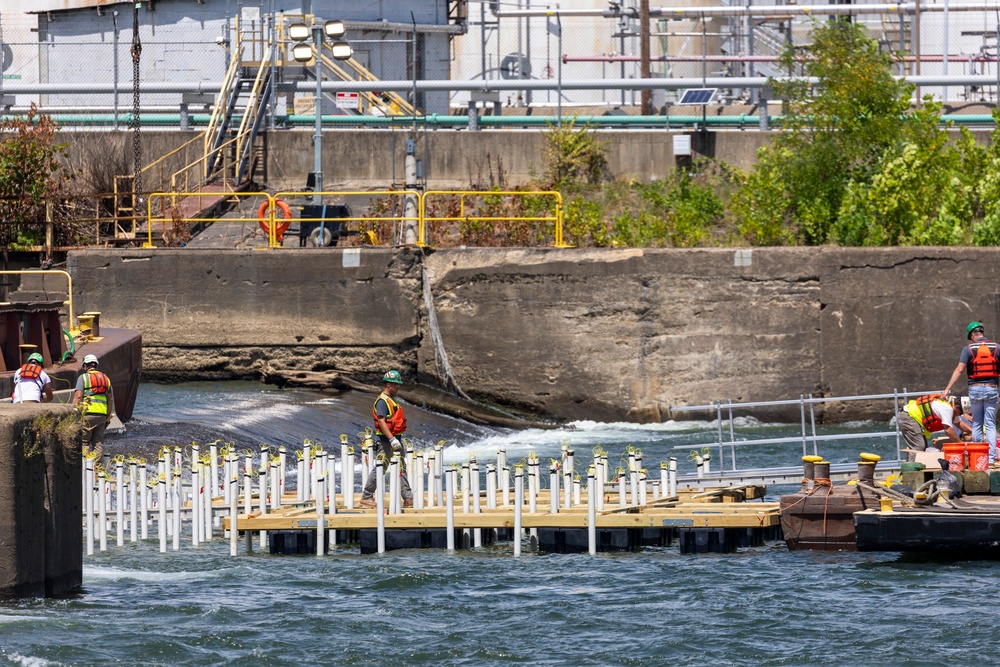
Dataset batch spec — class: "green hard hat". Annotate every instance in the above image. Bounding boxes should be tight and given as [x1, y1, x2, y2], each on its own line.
[968, 321, 985, 339]
[382, 369, 403, 385]
[27, 352, 43, 364]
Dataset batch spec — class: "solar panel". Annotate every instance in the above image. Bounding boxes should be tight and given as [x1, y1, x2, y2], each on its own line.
[678, 88, 718, 105]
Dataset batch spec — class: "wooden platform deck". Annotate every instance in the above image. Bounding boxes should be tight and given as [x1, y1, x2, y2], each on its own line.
[221, 485, 780, 533]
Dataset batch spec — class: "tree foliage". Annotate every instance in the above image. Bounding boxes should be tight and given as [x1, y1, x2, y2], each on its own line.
[0, 105, 69, 249]
[733, 20, 985, 247]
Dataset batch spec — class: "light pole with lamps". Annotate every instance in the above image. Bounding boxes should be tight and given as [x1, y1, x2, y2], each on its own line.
[289, 19, 352, 200]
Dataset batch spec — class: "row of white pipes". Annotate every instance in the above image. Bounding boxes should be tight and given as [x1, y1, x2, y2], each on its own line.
[83, 438, 684, 557]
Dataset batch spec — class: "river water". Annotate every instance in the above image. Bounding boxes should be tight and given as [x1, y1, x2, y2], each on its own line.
[2, 382, 999, 666]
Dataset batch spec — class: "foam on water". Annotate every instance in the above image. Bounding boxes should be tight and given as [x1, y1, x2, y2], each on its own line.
[4, 654, 60, 667]
[83, 565, 213, 583]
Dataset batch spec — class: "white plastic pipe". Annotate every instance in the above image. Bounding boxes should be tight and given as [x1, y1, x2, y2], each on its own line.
[564, 450, 574, 509]
[98, 474, 108, 552]
[158, 473, 167, 553]
[375, 460, 386, 554]
[528, 460, 538, 543]
[618, 472, 627, 509]
[668, 457, 678, 497]
[513, 469, 523, 558]
[639, 472, 647, 507]
[128, 461, 138, 543]
[435, 444, 445, 506]
[549, 466, 560, 514]
[630, 468, 639, 507]
[588, 473, 597, 556]
[487, 464, 496, 510]
[172, 471, 181, 551]
[204, 472, 213, 541]
[296, 457, 306, 503]
[501, 465, 510, 506]
[344, 448, 355, 510]
[415, 452, 425, 510]
[139, 465, 148, 540]
[462, 465, 471, 514]
[210, 444, 219, 500]
[446, 468, 455, 551]
[405, 445, 415, 493]
[259, 462, 269, 550]
[278, 446, 287, 499]
[316, 475, 325, 557]
[390, 456, 400, 515]
[574, 478, 581, 506]
[660, 464, 669, 500]
[472, 461, 482, 548]
[229, 469, 239, 557]
[703, 451, 712, 477]
[192, 465, 201, 547]
[270, 460, 281, 510]
[243, 455, 253, 516]
[425, 452, 435, 509]
[115, 461, 125, 547]
[85, 458, 95, 556]
[302, 442, 311, 501]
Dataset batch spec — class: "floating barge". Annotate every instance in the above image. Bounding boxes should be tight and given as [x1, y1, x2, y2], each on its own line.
[855, 500, 1000, 556]
[0, 273, 141, 420]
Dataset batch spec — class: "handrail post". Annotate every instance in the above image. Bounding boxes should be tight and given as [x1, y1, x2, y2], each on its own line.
[800, 394, 807, 458]
[727, 398, 736, 471]
[145, 195, 154, 247]
[895, 388, 903, 462]
[809, 394, 818, 456]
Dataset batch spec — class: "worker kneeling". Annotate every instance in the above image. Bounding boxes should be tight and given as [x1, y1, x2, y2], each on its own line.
[896, 394, 968, 462]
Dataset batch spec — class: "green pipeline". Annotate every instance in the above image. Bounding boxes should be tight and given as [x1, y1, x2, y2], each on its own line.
[12, 113, 1000, 128]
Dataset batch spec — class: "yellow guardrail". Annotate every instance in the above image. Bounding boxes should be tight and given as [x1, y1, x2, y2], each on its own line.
[419, 190, 566, 248]
[146, 191, 274, 248]
[273, 191, 420, 248]
[141, 190, 567, 249]
[0, 270, 76, 335]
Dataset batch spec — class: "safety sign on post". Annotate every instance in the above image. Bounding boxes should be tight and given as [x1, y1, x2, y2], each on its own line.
[335, 92, 359, 109]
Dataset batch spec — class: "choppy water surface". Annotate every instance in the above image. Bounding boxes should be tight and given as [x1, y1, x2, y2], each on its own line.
[2, 382, 998, 666]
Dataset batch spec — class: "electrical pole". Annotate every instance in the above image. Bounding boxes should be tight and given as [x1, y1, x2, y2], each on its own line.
[640, 0, 652, 115]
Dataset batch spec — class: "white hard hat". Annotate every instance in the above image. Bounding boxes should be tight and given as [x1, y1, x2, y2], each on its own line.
[83, 354, 99, 365]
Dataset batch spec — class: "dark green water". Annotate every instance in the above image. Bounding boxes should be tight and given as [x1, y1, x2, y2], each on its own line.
[1, 383, 996, 666]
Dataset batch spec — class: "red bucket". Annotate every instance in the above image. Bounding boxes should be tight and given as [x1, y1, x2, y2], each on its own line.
[942, 443, 967, 471]
[968, 442, 990, 471]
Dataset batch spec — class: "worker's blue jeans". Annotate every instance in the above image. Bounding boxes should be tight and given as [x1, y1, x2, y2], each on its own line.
[969, 383, 999, 462]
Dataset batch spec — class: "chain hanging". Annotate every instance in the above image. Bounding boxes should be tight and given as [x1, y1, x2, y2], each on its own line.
[130, 3, 143, 217]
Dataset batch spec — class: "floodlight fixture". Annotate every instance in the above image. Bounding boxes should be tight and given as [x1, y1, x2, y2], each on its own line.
[292, 43, 314, 62]
[324, 20, 346, 39]
[330, 41, 353, 61]
[288, 22, 311, 41]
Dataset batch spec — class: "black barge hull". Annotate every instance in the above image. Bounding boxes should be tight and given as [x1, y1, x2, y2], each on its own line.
[855, 508, 1000, 556]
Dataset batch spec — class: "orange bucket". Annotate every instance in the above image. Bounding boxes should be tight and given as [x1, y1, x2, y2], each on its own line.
[942, 443, 967, 471]
[967, 442, 990, 471]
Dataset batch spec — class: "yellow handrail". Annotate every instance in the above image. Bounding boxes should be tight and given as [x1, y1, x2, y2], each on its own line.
[419, 190, 566, 248]
[0, 270, 76, 334]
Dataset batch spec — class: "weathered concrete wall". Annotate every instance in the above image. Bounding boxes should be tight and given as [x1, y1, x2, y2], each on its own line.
[0, 405, 81, 599]
[67, 247, 1000, 423]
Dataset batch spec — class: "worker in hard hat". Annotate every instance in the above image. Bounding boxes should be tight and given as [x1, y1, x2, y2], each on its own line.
[359, 369, 414, 509]
[72, 354, 115, 461]
[11, 352, 53, 404]
[896, 394, 964, 462]
[944, 321, 1000, 465]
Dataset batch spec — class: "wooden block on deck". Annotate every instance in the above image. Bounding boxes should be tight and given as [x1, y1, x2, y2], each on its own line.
[963, 470, 991, 495]
[900, 471, 932, 490]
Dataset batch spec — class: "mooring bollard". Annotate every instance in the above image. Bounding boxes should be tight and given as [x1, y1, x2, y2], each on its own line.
[588, 472, 597, 556]
[513, 468, 523, 558]
[446, 468, 455, 552]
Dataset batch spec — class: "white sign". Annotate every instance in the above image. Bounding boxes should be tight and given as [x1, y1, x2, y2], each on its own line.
[335, 92, 359, 109]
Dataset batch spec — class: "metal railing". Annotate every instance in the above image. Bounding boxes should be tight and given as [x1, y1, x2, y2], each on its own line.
[419, 190, 566, 248]
[670, 389, 942, 474]
[270, 190, 421, 248]
[145, 191, 272, 248]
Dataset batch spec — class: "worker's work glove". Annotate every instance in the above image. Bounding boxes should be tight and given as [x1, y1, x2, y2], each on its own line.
[390, 437, 402, 452]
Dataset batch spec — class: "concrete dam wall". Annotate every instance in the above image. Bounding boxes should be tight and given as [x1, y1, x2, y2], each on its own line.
[67, 247, 998, 423]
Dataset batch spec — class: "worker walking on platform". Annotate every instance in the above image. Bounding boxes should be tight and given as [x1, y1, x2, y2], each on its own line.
[72, 354, 115, 461]
[11, 352, 53, 404]
[896, 394, 964, 462]
[359, 369, 414, 508]
[944, 321, 1000, 464]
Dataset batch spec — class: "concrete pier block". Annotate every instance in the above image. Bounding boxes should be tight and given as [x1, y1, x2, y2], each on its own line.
[0, 405, 82, 599]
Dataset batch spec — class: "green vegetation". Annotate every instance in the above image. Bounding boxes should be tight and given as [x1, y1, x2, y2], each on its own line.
[528, 20, 1000, 249]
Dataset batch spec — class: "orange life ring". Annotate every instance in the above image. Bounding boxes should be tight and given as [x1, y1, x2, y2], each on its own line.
[258, 198, 292, 242]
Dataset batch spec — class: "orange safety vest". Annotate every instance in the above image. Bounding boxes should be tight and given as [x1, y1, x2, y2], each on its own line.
[18, 363, 43, 381]
[372, 392, 406, 436]
[968, 339, 1000, 382]
[82, 369, 111, 415]
[913, 394, 946, 433]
